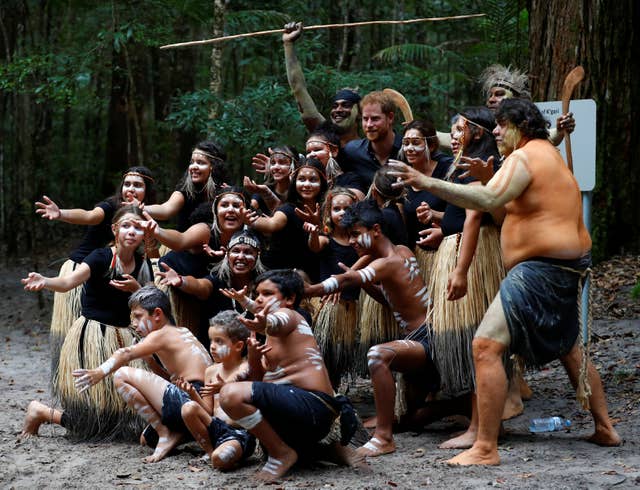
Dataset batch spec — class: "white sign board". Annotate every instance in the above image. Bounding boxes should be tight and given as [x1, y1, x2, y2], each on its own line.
[535, 99, 596, 191]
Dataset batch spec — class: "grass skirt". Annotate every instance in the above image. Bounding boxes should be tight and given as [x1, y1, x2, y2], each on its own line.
[428, 225, 504, 395]
[55, 316, 147, 441]
[356, 290, 400, 376]
[414, 247, 438, 285]
[313, 298, 359, 387]
[50, 259, 83, 396]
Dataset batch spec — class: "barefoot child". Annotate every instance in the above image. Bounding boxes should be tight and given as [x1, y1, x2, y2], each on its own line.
[178, 310, 256, 470]
[219, 270, 359, 481]
[71, 285, 214, 462]
[305, 199, 440, 458]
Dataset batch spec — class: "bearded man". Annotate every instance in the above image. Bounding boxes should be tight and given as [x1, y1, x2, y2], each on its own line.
[282, 22, 360, 147]
[389, 98, 620, 466]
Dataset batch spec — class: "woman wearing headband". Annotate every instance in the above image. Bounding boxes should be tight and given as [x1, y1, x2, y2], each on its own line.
[20, 205, 153, 441]
[35, 166, 156, 393]
[146, 187, 248, 334]
[245, 145, 296, 216]
[157, 229, 266, 348]
[145, 141, 227, 232]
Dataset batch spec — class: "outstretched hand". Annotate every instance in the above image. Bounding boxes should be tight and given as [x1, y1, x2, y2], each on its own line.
[240, 207, 259, 226]
[295, 203, 321, 225]
[220, 285, 249, 305]
[203, 243, 226, 258]
[72, 368, 102, 394]
[251, 151, 272, 175]
[282, 21, 303, 43]
[456, 155, 495, 184]
[35, 196, 61, 220]
[21, 272, 47, 291]
[387, 159, 428, 189]
[156, 262, 182, 287]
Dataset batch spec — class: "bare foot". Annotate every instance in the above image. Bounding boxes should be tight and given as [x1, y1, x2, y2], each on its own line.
[439, 428, 475, 449]
[363, 415, 377, 429]
[586, 426, 622, 447]
[501, 390, 524, 420]
[143, 430, 182, 463]
[211, 440, 242, 470]
[355, 436, 395, 457]
[330, 442, 370, 470]
[19, 401, 50, 440]
[518, 375, 533, 400]
[446, 445, 500, 466]
[256, 449, 298, 482]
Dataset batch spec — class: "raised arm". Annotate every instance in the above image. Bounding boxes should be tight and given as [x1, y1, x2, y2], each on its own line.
[146, 211, 209, 251]
[36, 195, 106, 225]
[282, 22, 325, 131]
[22, 263, 91, 293]
[388, 155, 531, 213]
[156, 262, 213, 300]
[305, 257, 384, 298]
[144, 191, 185, 221]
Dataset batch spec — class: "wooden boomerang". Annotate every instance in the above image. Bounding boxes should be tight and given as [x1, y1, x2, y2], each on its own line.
[561, 66, 585, 173]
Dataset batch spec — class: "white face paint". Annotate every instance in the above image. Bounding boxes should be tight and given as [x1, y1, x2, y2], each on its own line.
[216, 344, 230, 360]
[296, 167, 322, 199]
[117, 219, 145, 238]
[357, 232, 372, 249]
[137, 319, 153, 337]
[121, 175, 146, 202]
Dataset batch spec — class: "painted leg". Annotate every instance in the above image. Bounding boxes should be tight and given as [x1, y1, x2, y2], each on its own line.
[356, 346, 396, 457]
[447, 337, 506, 466]
[220, 382, 297, 482]
[559, 344, 621, 446]
[357, 340, 429, 458]
[19, 401, 63, 439]
[113, 367, 182, 462]
[211, 440, 243, 470]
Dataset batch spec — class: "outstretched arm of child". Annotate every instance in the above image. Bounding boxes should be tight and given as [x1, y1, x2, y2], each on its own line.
[22, 263, 91, 293]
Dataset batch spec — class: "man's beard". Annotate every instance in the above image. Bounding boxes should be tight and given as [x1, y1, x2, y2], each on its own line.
[333, 106, 359, 134]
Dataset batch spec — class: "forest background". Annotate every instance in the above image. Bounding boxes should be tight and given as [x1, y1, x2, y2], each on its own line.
[0, 0, 637, 266]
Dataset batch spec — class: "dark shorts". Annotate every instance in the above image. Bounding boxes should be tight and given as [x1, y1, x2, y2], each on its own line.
[207, 417, 256, 461]
[161, 381, 204, 434]
[250, 382, 340, 452]
[500, 254, 590, 367]
[404, 324, 441, 394]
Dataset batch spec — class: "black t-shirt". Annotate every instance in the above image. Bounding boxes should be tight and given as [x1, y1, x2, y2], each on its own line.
[69, 200, 117, 263]
[340, 133, 403, 188]
[404, 153, 453, 246]
[81, 247, 147, 326]
[176, 185, 210, 233]
[261, 202, 320, 282]
[382, 205, 408, 247]
[318, 237, 360, 301]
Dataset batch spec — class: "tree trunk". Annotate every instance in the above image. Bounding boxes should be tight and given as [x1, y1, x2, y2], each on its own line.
[209, 0, 225, 119]
[528, 0, 640, 261]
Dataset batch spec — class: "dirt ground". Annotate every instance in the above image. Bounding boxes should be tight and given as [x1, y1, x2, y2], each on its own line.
[1, 255, 639, 489]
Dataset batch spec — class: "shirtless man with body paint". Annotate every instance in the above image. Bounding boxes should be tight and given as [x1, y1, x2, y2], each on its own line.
[71, 285, 214, 463]
[305, 199, 439, 458]
[218, 269, 359, 481]
[389, 98, 620, 466]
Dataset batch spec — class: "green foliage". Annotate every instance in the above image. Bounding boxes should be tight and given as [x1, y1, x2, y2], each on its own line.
[632, 281, 640, 300]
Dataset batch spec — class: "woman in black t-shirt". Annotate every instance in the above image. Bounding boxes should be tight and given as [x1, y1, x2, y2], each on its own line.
[244, 158, 328, 283]
[149, 187, 247, 334]
[145, 140, 226, 232]
[21, 205, 153, 441]
[35, 166, 156, 385]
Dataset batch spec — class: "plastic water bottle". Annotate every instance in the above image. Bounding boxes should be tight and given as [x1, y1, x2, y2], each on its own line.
[529, 416, 571, 433]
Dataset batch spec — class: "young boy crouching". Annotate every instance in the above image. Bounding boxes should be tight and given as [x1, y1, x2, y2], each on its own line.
[176, 310, 256, 470]
[69, 286, 216, 463]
